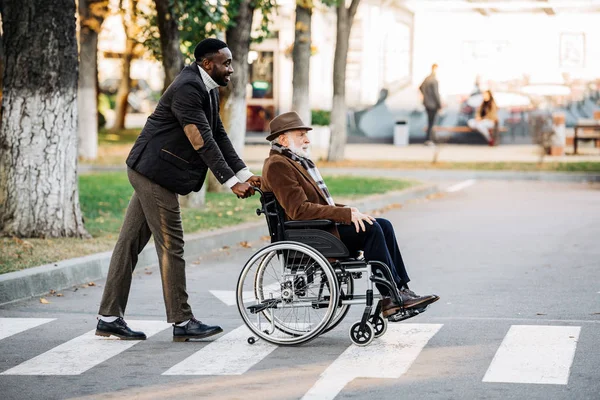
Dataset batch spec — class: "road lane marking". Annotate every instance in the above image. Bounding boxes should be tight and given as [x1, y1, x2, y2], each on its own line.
[0, 318, 55, 341]
[301, 323, 443, 400]
[482, 325, 580, 385]
[446, 179, 476, 192]
[163, 325, 277, 375]
[1, 320, 170, 375]
[210, 283, 282, 306]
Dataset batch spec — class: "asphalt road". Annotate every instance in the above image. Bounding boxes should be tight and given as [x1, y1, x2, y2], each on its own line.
[1, 180, 599, 400]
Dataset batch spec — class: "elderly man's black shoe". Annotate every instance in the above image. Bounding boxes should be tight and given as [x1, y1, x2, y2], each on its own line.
[173, 318, 223, 342]
[95, 317, 147, 340]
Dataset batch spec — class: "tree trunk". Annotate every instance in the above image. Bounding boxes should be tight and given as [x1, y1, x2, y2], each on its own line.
[154, 0, 183, 92]
[327, 0, 360, 161]
[0, 0, 89, 238]
[111, 0, 137, 131]
[223, 0, 254, 157]
[78, 0, 109, 160]
[292, 1, 312, 126]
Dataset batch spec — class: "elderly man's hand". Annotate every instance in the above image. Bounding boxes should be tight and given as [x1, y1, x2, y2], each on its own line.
[231, 182, 255, 199]
[351, 209, 376, 233]
[246, 175, 261, 188]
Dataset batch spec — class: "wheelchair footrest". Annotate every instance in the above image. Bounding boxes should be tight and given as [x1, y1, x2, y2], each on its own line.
[247, 299, 280, 314]
[388, 305, 428, 322]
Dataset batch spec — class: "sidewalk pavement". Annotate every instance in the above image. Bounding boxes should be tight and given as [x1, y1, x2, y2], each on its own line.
[0, 184, 441, 306]
[242, 143, 600, 164]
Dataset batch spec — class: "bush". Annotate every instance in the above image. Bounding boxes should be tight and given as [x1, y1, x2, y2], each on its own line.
[311, 109, 330, 126]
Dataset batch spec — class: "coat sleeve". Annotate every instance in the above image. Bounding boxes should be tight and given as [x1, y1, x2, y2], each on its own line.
[266, 159, 352, 224]
[171, 82, 235, 184]
[212, 91, 247, 174]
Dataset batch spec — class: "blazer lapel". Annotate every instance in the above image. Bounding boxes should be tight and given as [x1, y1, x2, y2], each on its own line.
[193, 65, 213, 126]
[274, 152, 328, 203]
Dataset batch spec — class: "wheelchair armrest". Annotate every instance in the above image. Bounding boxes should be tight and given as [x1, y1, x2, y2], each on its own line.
[283, 219, 334, 229]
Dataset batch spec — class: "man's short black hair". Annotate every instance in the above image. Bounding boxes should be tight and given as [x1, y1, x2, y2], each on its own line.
[194, 38, 228, 61]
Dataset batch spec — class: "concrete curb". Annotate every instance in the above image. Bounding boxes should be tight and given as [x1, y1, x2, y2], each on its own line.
[0, 183, 440, 306]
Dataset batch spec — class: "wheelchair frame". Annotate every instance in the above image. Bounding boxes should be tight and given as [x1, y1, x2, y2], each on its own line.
[236, 188, 424, 346]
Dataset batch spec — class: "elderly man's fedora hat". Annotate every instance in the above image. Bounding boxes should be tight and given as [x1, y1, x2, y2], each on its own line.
[266, 111, 312, 141]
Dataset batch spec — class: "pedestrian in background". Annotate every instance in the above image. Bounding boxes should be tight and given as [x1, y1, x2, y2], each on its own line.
[419, 63, 442, 146]
[468, 90, 498, 145]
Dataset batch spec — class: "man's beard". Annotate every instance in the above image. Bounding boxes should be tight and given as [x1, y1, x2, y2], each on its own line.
[287, 141, 311, 158]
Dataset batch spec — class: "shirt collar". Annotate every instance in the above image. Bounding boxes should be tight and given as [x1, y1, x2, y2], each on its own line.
[197, 65, 220, 92]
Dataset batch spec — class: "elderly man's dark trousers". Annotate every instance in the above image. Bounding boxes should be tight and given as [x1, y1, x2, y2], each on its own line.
[338, 218, 410, 292]
[98, 167, 194, 323]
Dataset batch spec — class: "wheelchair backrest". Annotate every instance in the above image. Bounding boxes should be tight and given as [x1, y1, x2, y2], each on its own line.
[260, 191, 286, 242]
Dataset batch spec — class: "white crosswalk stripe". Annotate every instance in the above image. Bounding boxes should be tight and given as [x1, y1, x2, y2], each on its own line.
[0, 317, 586, 389]
[482, 325, 581, 385]
[0, 318, 55, 341]
[163, 325, 277, 375]
[1, 320, 170, 375]
[302, 323, 443, 400]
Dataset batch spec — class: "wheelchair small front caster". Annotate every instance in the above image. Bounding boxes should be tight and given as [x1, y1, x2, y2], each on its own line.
[368, 315, 388, 338]
[349, 321, 374, 346]
[247, 336, 256, 345]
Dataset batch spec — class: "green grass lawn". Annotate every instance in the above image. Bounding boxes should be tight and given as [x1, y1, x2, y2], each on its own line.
[0, 172, 416, 274]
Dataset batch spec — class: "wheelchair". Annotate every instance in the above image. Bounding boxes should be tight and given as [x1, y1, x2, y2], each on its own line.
[236, 188, 426, 346]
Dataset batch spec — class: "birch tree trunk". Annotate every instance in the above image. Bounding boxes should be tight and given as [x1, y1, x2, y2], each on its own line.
[327, 0, 360, 161]
[0, 0, 89, 238]
[292, 1, 312, 125]
[78, 0, 109, 160]
[111, 0, 138, 131]
[154, 0, 183, 92]
[223, 0, 254, 157]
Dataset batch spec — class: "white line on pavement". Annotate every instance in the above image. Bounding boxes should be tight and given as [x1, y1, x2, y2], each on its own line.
[162, 325, 277, 375]
[482, 325, 581, 385]
[0, 318, 55, 341]
[446, 179, 476, 193]
[1, 320, 170, 375]
[301, 323, 443, 400]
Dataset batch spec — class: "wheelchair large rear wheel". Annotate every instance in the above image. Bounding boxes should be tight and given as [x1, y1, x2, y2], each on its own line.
[237, 242, 339, 346]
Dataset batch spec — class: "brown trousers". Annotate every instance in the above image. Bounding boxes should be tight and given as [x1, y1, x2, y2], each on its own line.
[98, 167, 193, 323]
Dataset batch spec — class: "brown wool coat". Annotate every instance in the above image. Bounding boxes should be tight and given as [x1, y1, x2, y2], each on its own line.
[261, 150, 352, 238]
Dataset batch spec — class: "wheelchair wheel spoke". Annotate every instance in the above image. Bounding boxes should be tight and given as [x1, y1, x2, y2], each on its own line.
[237, 242, 339, 345]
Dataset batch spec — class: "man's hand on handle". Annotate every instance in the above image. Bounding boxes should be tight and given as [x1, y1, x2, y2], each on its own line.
[350, 207, 376, 233]
[246, 175, 261, 188]
[231, 182, 255, 198]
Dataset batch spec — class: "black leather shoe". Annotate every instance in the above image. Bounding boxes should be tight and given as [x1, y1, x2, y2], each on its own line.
[95, 317, 147, 340]
[173, 318, 223, 342]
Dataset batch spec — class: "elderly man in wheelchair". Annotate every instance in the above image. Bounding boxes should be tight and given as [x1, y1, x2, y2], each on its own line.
[236, 112, 439, 346]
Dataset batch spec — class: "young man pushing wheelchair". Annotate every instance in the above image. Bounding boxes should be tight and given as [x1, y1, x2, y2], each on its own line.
[261, 111, 439, 320]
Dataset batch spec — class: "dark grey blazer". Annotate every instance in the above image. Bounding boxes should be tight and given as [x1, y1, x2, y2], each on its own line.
[419, 74, 442, 111]
[126, 64, 246, 195]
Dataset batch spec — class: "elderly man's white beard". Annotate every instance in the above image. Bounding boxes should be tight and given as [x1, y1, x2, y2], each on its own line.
[287, 141, 311, 159]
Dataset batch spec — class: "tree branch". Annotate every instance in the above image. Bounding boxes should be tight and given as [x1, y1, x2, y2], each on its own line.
[348, 0, 360, 22]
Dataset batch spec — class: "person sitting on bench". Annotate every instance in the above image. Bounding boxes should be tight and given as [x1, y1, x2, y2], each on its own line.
[468, 90, 498, 145]
[260, 111, 440, 319]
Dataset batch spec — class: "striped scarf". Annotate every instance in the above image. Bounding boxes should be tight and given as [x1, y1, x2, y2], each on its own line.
[272, 143, 335, 206]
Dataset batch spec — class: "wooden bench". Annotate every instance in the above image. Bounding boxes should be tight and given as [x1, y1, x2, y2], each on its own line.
[425, 124, 508, 146]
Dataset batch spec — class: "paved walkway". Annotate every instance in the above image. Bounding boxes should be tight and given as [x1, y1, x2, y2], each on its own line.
[241, 143, 600, 164]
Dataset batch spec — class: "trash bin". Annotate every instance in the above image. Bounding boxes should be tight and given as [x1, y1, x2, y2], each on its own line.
[393, 120, 409, 146]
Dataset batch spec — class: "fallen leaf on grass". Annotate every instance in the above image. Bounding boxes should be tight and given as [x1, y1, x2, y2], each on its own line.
[40, 298, 49, 304]
[239, 241, 252, 248]
[226, 211, 233, 216]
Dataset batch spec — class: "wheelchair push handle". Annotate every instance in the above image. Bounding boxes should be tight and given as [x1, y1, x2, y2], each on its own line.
[252, 186, 266, 216]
